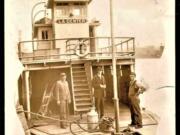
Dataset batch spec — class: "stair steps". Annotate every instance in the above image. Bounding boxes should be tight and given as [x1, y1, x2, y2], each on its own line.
[71, 64, 93, 113]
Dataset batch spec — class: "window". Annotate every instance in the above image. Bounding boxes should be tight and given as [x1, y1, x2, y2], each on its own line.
[56, 3, 69, 6]
[72, 6, 86, 17]
[56, 9, 63, 17]
[73, 8, 80, 16]
[42, 30, 48, 40]
[56, 2, 86, 18]
[73, 2, 85, 6]
[56, 7, 69, 18]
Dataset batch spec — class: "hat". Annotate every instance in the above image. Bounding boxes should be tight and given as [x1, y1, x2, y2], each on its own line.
[97, 67, 103, 71]
[130, 72, 136, 76]
[60, 72, 66, 77]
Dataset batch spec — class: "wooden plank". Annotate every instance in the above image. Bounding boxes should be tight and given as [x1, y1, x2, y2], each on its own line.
[30, 129, 48, 135]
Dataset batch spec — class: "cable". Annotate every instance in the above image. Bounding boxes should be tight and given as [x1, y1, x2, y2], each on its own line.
[155, 85, 174, 90]
[22, 110, 108, 135]
[22, 110, 156, 135]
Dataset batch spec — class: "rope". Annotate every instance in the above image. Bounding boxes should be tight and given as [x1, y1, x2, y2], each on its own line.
[22, 110, 157, 135]
[23, 110, 73, 123]
[155, 85, 174, 90]
[22, 110, 105, 135]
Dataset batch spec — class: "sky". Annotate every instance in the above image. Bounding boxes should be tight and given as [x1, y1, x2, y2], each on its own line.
[6, 0, 174, 46]
[88, 0, 172, 46]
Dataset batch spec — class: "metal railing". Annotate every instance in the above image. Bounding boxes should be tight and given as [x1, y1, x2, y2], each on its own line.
[18, 37, 135, 62]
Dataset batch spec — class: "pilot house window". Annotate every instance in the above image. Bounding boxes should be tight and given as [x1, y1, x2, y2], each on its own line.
[56, 2, 86, 18]
[42, 30, 48, 40]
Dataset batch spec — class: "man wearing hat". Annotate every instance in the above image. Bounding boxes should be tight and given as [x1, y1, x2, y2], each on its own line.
[55, 72, 71, 129]
[92, 67, 106, 118]
[128, 72, 146, 129]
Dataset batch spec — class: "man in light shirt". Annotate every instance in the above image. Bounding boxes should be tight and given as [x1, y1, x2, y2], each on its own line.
[55, 73, 71, 129]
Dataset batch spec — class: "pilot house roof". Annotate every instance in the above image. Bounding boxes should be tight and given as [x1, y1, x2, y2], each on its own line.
[34, 17, 52, 25]
[33, 17, 52, 38]
[47, 0, 92, 8]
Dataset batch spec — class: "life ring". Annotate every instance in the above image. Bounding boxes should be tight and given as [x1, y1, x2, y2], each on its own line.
[74, 43, 89, 57]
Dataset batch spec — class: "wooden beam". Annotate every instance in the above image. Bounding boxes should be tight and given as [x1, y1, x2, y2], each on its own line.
[24, 71, 31, 120]
[130, 64, 135, 72]
[24, 65, 70, 71]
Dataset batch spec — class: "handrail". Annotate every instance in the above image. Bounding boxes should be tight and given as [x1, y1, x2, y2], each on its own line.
[19, 51, 135, 59]
[100, 37, 134, 49]
[18, 36, 134, 44]
[18, 36, 135, 61]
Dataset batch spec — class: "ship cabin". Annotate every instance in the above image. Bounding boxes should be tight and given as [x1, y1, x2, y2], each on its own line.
[18, 0, 135, 120]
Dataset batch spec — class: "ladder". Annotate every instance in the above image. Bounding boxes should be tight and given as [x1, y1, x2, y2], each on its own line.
[38, 82, 55, 117]
[71, 63, 93, 114]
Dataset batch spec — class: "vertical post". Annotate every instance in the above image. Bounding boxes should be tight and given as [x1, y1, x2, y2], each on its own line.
[108, 37, 110, 56]
[130, 64, 135, 72]
[127, 41, 129, 51]
[84, 62, 94, 106]
[110, 0, 120, 134]
[121, 41, 123, 52]
[24, 71, 31, 120]
[133, 38, 135, 52]
[18, 31, 22, 60]
[89, 26, 96, 57]
[52, 0, 56, 49]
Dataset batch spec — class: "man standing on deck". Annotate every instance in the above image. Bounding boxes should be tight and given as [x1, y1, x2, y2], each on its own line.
[128, 72, 146, 129]
[55, 73, 71, 129]
[92, 67, 106, 118]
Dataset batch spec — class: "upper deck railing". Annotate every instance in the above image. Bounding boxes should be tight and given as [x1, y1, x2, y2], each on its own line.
[18, 37, 135, 63]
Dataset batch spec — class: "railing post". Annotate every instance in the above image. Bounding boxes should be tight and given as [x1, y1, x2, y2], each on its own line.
[133, 37, 135, 52]
[32, 40, 35, 60]
[121, 41, 123, 52]
[127, 41, 129, 51]
[18, 42, 22, 60]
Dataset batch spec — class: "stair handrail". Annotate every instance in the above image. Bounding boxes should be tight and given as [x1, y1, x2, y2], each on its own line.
[70, 64, 76, 114]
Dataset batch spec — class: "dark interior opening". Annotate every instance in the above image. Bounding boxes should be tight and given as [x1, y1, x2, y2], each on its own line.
[118, 65, 131, 104]
[92, 65, 131, 104]
[29, 68, 73, 115]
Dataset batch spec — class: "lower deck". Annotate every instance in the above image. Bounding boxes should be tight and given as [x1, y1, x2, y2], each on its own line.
[18, 59, 135, 115]
[29, 101, 158, 135]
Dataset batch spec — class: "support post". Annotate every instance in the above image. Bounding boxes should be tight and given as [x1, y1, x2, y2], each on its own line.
[24, 71, 31, 120]
[84, 62, 94, 105]
[130, 64, 135, 72]
[110, 0, 121, 134]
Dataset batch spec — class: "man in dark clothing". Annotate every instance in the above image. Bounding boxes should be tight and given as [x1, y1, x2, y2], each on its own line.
[55, 73, 71, 129]
[92, 67, 106, 118]
[128, 72, 146, 129]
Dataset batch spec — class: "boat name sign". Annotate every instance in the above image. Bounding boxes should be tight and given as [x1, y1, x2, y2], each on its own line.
[56, 19, 87, 24]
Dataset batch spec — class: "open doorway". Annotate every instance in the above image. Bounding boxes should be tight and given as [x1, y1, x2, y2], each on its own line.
[30, 68, 73, 115]
[92, 66, 113, 102]
[18, 68, 74, 118]
[118, 65, 131, 104]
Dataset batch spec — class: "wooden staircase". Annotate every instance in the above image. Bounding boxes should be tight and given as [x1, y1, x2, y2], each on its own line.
[71, 64, 93, 114]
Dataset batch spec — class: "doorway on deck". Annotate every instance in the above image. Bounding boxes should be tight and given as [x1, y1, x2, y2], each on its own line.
[118, 65, 131, 105]
[92, 66, 113, 102]
[92, 65, 131, 104]
[91, 65, 132, 117]
[29, 68, 73, 117]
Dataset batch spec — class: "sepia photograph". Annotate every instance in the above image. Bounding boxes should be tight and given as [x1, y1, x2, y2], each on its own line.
[5, 0, 175, 135]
